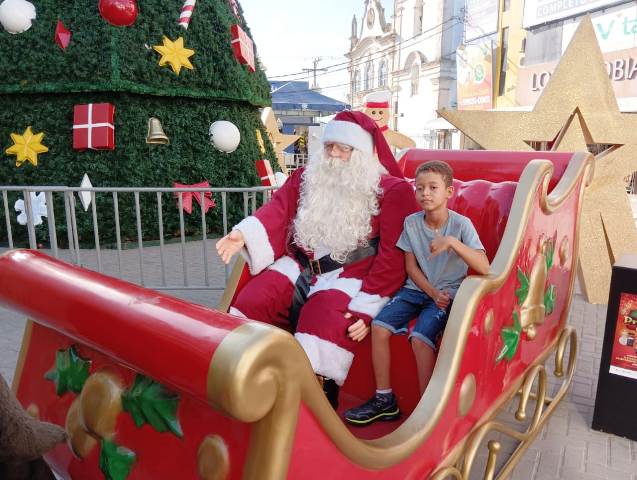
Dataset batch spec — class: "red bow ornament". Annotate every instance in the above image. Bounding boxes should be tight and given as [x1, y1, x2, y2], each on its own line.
[173, 181, 216, 214]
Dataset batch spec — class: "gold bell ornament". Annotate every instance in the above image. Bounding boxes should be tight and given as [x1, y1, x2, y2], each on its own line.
[146, 117, 169, 144]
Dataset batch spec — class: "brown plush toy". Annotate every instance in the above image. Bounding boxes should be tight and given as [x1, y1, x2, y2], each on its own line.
[0, 375, 66, 480]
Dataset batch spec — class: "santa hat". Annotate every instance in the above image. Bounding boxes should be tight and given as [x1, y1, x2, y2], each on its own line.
[322, 110, 403, 178]
[364, 90, 391, 109]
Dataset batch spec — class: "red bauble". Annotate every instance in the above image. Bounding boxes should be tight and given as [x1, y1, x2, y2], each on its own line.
[98, 0, 138, 27]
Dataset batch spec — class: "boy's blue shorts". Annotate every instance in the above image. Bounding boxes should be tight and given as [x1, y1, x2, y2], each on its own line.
[371, 287, 449, 351]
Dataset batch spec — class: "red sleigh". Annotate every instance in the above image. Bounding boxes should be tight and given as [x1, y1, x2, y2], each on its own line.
[0, 149, 592, 479]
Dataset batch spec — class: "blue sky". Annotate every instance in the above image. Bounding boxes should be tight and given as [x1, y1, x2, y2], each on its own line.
[241, 0, 393, 102]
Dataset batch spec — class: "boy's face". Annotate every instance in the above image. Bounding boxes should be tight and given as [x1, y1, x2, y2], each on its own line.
[415, 171, 453, 212]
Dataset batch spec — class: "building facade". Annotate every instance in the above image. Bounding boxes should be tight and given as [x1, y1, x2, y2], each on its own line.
[347, 0, 464, 148]
[491, 0, 637, 112]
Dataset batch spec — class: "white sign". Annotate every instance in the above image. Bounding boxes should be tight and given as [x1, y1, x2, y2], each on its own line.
[523, 0, 626, 29]
[464, 0, 499, 42]
[562, 2, 637, 53]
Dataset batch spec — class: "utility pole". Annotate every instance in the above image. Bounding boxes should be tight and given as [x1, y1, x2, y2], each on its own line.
[303, 57, 328, 89]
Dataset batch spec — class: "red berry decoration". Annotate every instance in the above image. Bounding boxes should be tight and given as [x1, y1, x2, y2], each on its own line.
[98, 0, 138, 27]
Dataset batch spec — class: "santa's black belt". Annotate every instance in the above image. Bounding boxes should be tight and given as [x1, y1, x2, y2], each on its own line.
[292, 237, 380, 276]
[288, 237, 379, 331]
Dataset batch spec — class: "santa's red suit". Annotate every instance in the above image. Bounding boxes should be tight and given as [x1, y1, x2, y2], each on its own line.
[230, 167, 418, 385]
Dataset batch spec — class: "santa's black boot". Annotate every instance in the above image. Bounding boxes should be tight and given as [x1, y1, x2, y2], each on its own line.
[322, 378, 340, 410]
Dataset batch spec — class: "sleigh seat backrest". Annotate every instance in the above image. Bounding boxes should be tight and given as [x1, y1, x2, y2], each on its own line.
[341, 149, 576, 420]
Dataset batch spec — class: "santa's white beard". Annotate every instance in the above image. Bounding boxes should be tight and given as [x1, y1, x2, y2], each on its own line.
[293, 149, 386, 262]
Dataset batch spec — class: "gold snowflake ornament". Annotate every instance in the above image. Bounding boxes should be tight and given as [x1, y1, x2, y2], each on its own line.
[6, 126, 49, 167]
[153, 36, 195, 75]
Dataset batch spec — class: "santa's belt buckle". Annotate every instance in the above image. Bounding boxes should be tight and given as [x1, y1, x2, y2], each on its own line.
[309, 259, 322, 275]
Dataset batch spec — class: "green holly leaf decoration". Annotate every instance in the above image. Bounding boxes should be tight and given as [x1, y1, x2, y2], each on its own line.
[544, 284, 557, 316]
[121, 374, 183, 438]
[99, 439, 136, 480]
[496, 311, 522, 363]
[44, 346, 91, 396]
[629, 310, 637, 321]
[515, 267, 529, 305]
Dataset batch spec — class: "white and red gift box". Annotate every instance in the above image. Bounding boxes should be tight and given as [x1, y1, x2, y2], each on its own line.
[73, 103, 115, 150]
[230, 24, 255, 73]
[255, 159, 276, 186]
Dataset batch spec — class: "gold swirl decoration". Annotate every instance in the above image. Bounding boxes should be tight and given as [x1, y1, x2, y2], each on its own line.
[65, 370, 123, 458]
[197, 435, 230, 480]
[430, 326, 577, 479]
[209, 153, 592, 478]
[519, 254, 548, 340]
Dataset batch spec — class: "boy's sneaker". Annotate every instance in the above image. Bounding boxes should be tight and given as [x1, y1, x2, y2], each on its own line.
[344, 393, 400, 425]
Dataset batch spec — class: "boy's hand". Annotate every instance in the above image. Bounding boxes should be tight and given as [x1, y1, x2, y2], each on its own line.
[345, 313, 369, 342]
[429, 231, 455, 259]
[216, 230, 245, 264]
[433, 289, 451, 310]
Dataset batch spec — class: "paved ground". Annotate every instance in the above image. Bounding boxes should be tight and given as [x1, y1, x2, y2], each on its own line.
[0, 240, 636, 479]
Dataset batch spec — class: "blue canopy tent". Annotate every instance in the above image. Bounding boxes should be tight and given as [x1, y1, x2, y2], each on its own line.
[270, 81, 350, 121]
[269, 81, 350, 156]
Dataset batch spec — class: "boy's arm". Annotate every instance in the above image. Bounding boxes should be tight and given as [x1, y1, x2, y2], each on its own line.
[429, 234, 490, 275]
[430, 218, 490, 275]
[405, 252, 451, 309]
[405, 252, 435, 296]
[448, 239, 490, 275]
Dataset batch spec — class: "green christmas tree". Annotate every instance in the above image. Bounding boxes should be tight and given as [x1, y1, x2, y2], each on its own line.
[0, 0, 275, 244]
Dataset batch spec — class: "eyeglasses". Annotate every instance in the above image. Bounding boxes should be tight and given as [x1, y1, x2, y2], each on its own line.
[324, 142, 353, 153]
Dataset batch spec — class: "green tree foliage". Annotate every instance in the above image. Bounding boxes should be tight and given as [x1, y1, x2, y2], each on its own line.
[0, 0, 275, 244]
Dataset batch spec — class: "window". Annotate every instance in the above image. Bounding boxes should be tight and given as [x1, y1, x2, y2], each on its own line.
[351, 70, 360, 96]
[378, 60, 387, 87]
[523, 25, 563, 66]
[364, 62, 374, 90]
[413, 0, 424, 35]
[498, 28, 508, 97]
[410, 63, 419, 96]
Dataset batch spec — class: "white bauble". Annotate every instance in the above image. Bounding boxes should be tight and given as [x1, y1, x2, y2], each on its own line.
[209, 121, 240, 154]
[0, 0, 36, 34]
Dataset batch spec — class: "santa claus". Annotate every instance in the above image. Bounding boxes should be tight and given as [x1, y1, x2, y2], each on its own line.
[216, 111, 418, 407]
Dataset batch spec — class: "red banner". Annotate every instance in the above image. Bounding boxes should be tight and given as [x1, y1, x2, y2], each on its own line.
[609, 293, 637, 379]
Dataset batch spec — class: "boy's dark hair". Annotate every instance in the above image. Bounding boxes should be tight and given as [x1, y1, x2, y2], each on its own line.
[415, 160, 454, 187]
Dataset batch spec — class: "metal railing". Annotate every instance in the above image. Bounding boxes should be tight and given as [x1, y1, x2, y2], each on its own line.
[284, 153, 309, 172]
[1, 185, 274, 291]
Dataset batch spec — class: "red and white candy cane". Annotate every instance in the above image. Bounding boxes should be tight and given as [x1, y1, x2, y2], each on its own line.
[178, 0, 196, 29]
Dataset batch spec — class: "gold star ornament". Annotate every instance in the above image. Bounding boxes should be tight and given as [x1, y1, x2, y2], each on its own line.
[153, 36, 195, 75]
[439, 17, 637, 304]
[261, 107, 299, 172]
[6, 126, 49, 167]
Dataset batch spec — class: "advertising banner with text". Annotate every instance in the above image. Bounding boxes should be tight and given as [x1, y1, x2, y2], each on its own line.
[516, 47, 637, 106]
[456, 42, 494, 110]
[523, 0, 628, 29]
[609, 292, 637, 380]
[562, 2, 637, 53]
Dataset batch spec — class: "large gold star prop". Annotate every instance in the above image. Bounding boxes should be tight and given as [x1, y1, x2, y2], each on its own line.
[5, 126, 49, 167]
[440, 17, 637, 304]
[153, 36, 195, 75]
[261, 107, 299, 172]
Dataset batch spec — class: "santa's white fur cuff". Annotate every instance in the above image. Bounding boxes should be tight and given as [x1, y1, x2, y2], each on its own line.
[267, 256, 301, 285]
[234, 216, 274, 275]
[295, 332, 354, 386]
[348, 291, 389, 319]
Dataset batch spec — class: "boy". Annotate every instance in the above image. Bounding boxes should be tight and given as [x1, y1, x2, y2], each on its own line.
[344, 160, 489, 425]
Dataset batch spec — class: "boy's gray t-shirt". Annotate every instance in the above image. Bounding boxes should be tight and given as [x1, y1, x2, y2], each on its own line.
[397, 210, 484, 297]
